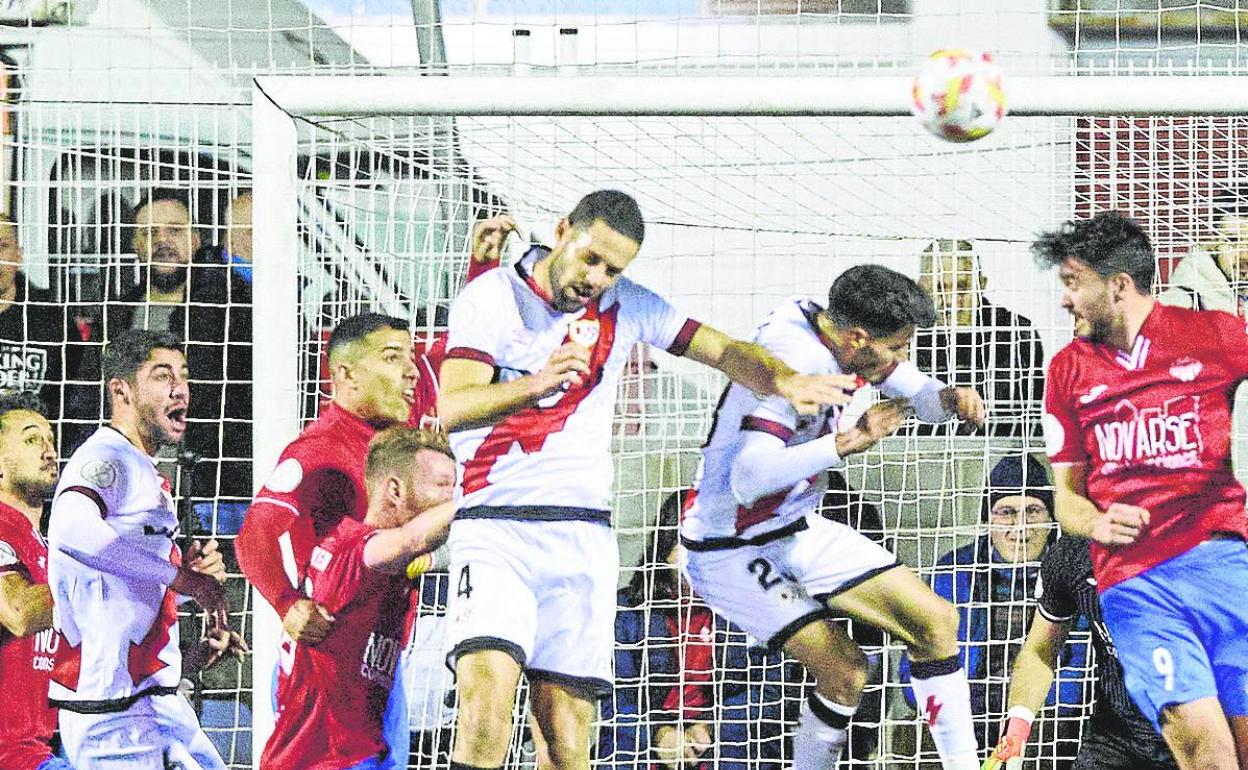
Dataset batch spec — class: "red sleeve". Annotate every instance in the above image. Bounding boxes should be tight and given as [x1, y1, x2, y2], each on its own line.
[465, 255, 500, 284]
[1208, 310, 1248, 381]
[0, 520, 30, 579]
[240, 445, 361, 616]
[1043, 351, 1088, 465]
[311, 530, 385, 615]
[237, 501, 306, 617]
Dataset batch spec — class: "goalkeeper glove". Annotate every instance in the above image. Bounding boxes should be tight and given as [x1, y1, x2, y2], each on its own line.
[982, 705, 1034, 770]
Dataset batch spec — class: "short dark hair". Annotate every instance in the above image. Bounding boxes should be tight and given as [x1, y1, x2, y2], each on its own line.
[0, 391, 46, 433]
[365, 426, 454, 485]
[101, 329, 183, 385]
[1211, 186, 1248, 221]
[133, 187, 194, 221]
[567, 189, 645, 245]
[622, 488, 688, 606]
[826, 264, 937, 337]
[1031, 211, 1155, 293]
[327, 313, 409, 364]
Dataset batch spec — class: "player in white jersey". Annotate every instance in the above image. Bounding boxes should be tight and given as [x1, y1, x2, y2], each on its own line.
[439, 190, 856, 770]
[48, 329, 241, 770]
[682, 265, 987, 770]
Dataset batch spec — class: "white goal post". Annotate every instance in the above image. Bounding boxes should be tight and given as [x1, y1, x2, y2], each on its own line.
[250, 74, 1248, 770]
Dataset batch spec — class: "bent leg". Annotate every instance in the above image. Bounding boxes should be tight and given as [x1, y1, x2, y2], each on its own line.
[529, 679, 596, 770]
[1159, 698, 1238, 770]
[784, 618, 867, 770]
[451, 650, 523, 767]
[826, 565, 976, 770]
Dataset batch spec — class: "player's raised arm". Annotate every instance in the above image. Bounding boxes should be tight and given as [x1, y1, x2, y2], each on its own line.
[731, 398, 910, 507]
[364, 500, 456, 574]
[681, 324, 857, 415]
[439, 344, 590, 431]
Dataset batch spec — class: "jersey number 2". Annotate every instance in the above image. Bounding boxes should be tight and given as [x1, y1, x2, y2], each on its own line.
[748, 558, 783, 591]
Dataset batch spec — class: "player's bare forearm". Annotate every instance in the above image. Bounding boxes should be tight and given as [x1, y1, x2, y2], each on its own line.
[364, 502, 457, 574]
[439, 377, 548, 432]
[1006, 614, 1070, 713]
[684, 327, 792, 398]
[0, 573, 53, 637]
[1051, 463, 1100, 539]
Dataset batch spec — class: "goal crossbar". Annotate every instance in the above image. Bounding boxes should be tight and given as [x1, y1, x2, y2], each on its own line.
[255, 74, 1248, 117]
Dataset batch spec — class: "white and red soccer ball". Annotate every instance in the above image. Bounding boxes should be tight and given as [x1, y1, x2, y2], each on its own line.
[911, 49, 1007, 143]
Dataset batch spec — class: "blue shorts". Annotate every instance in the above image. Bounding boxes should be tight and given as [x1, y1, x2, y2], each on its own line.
[1100, 539, 1248, 731]
[37, 757, 76, 770]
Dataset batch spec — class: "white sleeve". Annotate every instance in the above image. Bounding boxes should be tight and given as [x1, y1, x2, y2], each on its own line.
[730, 429, 844, 507]
[625, 280, 700, 355]
[444, 277, 511, 366]
[879, 361, 951, 423]
[49, 490, 178, 586]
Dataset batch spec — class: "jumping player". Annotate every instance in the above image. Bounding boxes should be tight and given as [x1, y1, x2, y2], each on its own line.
[681, 264, 987, 770]
[48, 329, 234, 770]
[260, 427, 456, 770]
[1036, 210, 1248, 770]
[983, 534, 1178, 770]
[439, 189, 856, 770]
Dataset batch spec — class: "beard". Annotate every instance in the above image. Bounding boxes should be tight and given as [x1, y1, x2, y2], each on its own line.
[11, 473, 55, 507]
[138, 402, 182, 450]
[149, 263, 188, 293]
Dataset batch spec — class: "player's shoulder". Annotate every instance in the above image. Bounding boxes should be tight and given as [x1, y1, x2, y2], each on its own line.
[61, 428, 140, 488]
[755, 298, 830, 372]
[310, 519, 373, 576]
[607, 274, 669, 312]
[0, 503, 32, 548]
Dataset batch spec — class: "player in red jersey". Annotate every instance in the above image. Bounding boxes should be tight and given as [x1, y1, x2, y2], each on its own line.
[0, 392, 72, 770]
[440, 190, 856, 770]
[260, 427, 456, 770]
[1035, 211, 1248, 770]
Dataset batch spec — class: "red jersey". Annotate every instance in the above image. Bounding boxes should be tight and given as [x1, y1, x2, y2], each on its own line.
[1044, 303, 1248, 590]
[0, 503, 58, 770]
[260, 518, 409, 770]
[239, 402, 378, 615]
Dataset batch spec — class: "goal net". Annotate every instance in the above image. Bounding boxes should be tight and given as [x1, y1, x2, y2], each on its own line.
[249, 76, 1248, 770]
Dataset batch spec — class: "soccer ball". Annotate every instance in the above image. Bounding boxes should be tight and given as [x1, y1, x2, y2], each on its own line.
[911, 49, 1007, 143]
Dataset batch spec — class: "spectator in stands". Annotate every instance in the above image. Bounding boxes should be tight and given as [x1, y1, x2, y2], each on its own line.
[599, 490, 791, 770]
[1159, 187, 1248, 315]
[73, 188, 253, 525]
[0, 215, 75, 435]
[901, 454, 1085, 767]
[913, 240, 1045, 438]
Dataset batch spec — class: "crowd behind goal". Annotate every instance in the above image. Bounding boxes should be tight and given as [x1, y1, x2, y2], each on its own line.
[0, 182, 1247, 770]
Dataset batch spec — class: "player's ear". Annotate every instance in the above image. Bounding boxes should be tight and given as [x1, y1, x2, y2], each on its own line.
[385, 475, 404, 508]
[554, 217, 570, 242]
[847, 328, 870, 349]
[107, 376, 130, 407]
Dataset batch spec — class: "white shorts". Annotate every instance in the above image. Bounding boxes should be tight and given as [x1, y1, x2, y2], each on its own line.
[685, 513, 897, 652]
[444, 517, 618, 696]
[59, 692, 225, 770]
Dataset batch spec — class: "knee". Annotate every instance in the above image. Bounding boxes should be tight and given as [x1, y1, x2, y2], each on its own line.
[909, 600, 959, 659]
[544, 735, 590, 770]
[813, 645, 870, 704]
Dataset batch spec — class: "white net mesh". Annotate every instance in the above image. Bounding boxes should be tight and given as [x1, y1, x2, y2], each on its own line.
[262, 104, 1246, 768]
[1, 2, 1246, 769]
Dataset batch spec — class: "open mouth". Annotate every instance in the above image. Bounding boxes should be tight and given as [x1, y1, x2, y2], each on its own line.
[569, 285, 594, 301]
[167, 408, 188, 432]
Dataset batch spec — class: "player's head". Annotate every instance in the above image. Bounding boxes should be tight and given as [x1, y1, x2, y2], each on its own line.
[1210, 186, 1248, 286]
[0, 215, 23, 296]
[364, 426, 455, 528]
[822, 264, 937, 382]
[132, 189, 200, 293]
[327, 313, 417, 426]
[984, 454, 1054, 563]
[1032, 211, 1154, 343]
[546, 190, 645, 313]
[102, 329, 189, 453]
[918, 239, 985, 326]
[0, 392, 57, 507]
